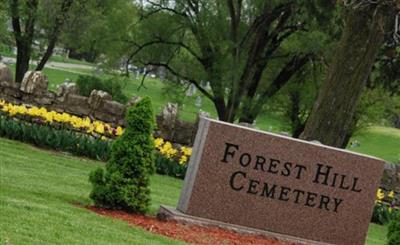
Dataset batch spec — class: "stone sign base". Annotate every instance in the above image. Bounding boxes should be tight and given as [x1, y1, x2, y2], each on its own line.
[157, 205, 331, 245]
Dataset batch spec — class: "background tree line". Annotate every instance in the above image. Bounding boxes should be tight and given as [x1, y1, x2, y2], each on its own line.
[0, 0, 398, 149]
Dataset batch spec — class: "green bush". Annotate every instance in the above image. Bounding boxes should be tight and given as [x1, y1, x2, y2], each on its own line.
[155, 154, 187, 179]
[103, 77, 129, 104]
[76, 75, 103, 97]
[76, 75, 128, 104]
[372, 203, 394, 225]
[0, 116, 110, 161]
[89, 97, 155, 213]
[388, 212, 400, 245]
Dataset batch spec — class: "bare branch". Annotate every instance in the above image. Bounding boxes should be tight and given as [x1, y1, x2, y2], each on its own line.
[239, 1, 294, 50]
[147, 0, 188, 18]
[141, 61, 214, 101]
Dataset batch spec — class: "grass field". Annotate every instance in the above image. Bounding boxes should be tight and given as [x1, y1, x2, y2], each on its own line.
[349, 126, 400, 163]
[0, 137, 389, 244]
[1, 50, 93, 66]
[0, 137, 183, 245]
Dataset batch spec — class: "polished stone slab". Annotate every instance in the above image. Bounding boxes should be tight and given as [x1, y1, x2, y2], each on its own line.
[177, 118, 385, 245]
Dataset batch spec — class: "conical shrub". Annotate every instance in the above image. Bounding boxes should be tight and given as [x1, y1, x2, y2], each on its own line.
[89, 97, 155, 213]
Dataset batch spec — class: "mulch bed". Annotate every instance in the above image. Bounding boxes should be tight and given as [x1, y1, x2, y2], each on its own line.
[88, 206, 295, 245]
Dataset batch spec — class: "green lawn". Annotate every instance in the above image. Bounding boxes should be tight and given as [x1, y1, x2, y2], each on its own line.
[366, 223, 388, 245]
[0, 137, 184, 245]
[1, 51, 94, 66]
[0, 137, 389, 244]
[8, 64, 82, 90]
[348, 126, 400, 163]
[48, 55, 94, 66]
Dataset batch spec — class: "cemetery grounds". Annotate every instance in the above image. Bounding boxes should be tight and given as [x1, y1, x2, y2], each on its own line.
[0, 64, 399, 244]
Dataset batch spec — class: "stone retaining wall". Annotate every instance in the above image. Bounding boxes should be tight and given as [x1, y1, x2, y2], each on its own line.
[0, 64, 201, 145]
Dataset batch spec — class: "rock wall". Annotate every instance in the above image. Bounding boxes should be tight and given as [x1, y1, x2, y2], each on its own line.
[0, 65, 201, 145]
[0, 77, 126, 126]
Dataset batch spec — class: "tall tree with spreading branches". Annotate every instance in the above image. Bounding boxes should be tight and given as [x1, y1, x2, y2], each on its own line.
[123, 0, 337, 123]
[5, 0, 75, 82]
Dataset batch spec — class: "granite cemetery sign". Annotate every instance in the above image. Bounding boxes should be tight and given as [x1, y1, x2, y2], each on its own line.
[174, 118, 385, 245]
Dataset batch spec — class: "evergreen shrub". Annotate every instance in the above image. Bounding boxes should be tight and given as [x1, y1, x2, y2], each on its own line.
[89, 97, 155, 213]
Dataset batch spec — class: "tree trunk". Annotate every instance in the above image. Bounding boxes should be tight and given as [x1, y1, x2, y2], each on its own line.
[300, 5, 395, 148]
[239, 54, 312, 124]
[289, 90, 306, 138]
[36, 38, 56, 71]
[15, 45, 31, 83]
[36, 0, 74, 71]
[10, 0, 38, 83]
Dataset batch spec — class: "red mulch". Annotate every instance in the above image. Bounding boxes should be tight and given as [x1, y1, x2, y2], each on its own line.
[87, 206, 295, 245]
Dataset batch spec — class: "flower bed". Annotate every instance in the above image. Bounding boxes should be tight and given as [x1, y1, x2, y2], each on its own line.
[372, 188, 399, 225]
[0, 100, 191, 178]
[0, 100, 123, 138]
[0, 115, 111, 160]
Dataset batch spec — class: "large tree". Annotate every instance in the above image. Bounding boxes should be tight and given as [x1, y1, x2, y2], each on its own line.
[35, 0, 74, 70]
[300, 0, 399, 148]
[5, 0, 75, 82]
[59, 0, 136, 63]
[123, 0, 336, 123]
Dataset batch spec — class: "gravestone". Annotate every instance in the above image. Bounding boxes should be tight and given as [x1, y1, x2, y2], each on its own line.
[194, 96, 202, 108]
[186, 84, 197, 97]
[160, 118, 385, 245]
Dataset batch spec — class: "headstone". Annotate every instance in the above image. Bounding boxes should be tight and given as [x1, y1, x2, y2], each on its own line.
[197, 110, 210, 120]
[94, 67, 102, 76]
[206, 81, 212, 90]
[20, 71, 49, 95]
[173, 118, 385, 245]
[126, 95, 141, 107]
[186, 84, 197, 97]
[194, 96, 202, 108]
[157, 102, 179, 140]
[162, 102, 178, 127]
[0, 63, 13, 83]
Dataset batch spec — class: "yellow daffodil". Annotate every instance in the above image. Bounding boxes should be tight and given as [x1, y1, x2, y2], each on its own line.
[388, 191, 395, 199]
[154, 138, 164, 148]
[376, 189, 385, 201]
[179, 155, 188, 165]
[94, 122, 105, 134]
[116, 126, 124, 136]
[180, 146, 192, 156]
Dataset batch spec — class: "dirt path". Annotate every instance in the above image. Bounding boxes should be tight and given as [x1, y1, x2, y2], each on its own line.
[1, 56, 94, 70]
